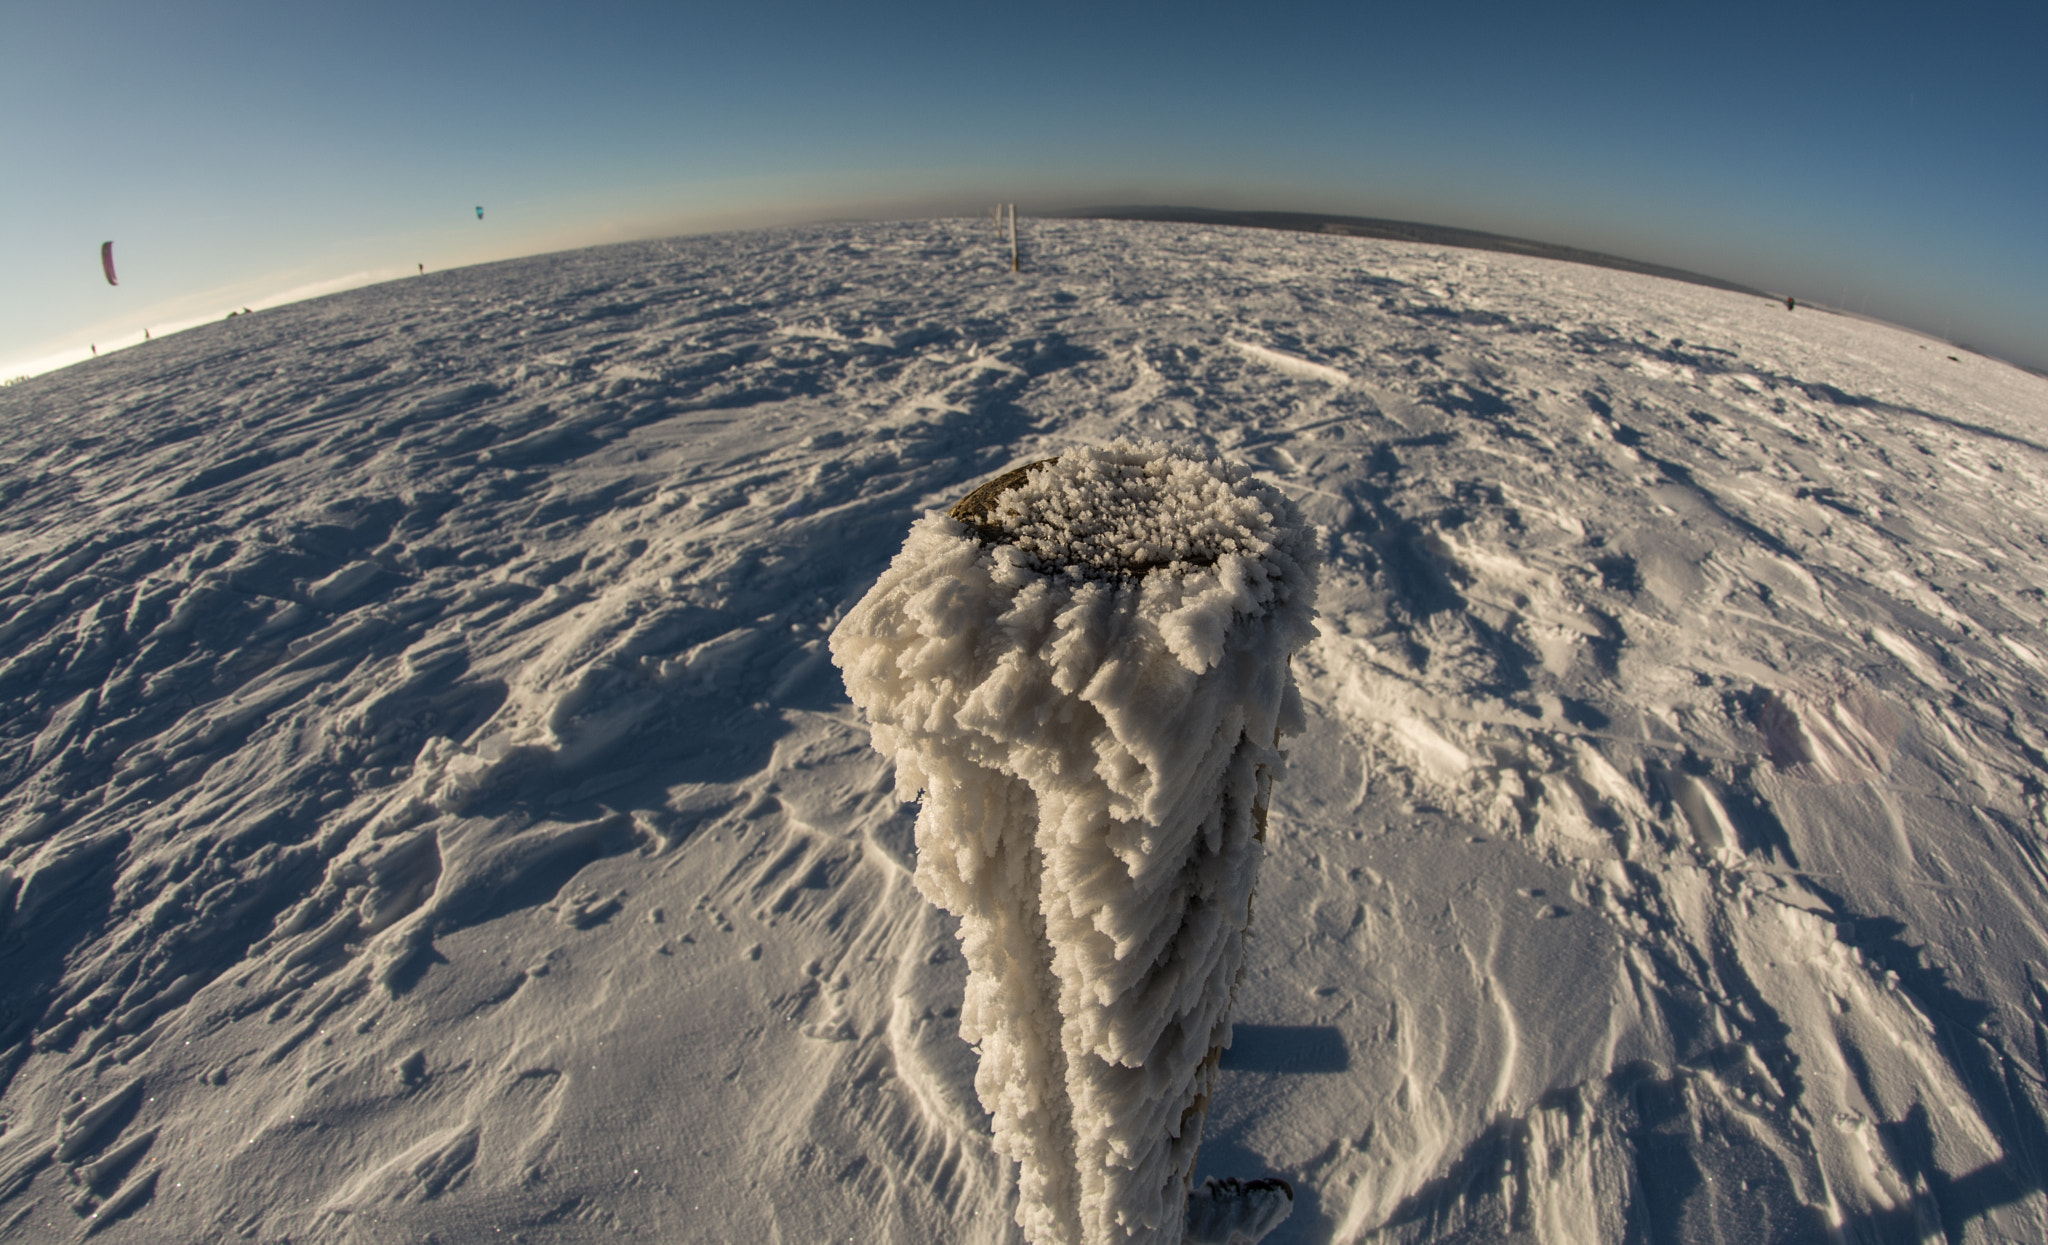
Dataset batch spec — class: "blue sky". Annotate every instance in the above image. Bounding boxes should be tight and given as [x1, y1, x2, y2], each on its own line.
[5, 0, 2044, 376]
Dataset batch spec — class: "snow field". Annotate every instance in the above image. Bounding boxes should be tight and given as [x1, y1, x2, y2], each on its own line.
[0, 217, 2043, 1241]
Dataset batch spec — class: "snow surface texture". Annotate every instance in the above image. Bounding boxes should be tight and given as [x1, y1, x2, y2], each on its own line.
[1185, 1178, 1295, 1245]
[830, 443, 1318, 1243]
[0, 217, 2046, 1242]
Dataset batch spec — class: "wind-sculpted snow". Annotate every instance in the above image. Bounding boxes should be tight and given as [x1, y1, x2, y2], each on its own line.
[0, 217, 2045, 1242]
[831, 444, 1317, 1242]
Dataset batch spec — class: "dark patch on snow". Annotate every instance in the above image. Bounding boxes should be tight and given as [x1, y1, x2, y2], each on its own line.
[1219, 1025, 1349, 1073]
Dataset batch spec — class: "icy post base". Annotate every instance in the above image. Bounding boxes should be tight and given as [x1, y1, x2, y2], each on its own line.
[830, 442, 1319, 1244]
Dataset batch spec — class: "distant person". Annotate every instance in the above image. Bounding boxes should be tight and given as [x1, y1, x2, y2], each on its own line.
[91, 344, 97, 356]
[144, 329, 150, 340]
[418, 263, 425, 275]
[1785, 296, 1796, 311]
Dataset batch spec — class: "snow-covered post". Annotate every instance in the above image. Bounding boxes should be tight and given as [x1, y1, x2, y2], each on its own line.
[830, 443, 1319, 1244]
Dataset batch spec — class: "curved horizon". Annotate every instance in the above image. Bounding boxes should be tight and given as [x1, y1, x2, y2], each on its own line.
[9, 200, 2037, 385]
[4, 2, 2043, 379]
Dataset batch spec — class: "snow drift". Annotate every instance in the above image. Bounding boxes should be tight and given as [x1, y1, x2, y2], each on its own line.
[831, 443, 1320, 1243]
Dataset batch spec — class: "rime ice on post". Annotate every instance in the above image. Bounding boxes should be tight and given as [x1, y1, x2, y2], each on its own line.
[830, 442, 1319, 1244]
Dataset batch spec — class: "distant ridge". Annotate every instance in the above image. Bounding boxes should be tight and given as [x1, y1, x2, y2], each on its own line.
[1051, 205, 1774, 301]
